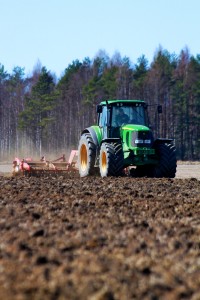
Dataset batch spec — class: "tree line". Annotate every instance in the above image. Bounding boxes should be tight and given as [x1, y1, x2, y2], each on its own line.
[0, 47, 200, 161]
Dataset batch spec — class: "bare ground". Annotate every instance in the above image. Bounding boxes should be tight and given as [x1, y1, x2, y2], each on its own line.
[0, 167, 200, 299]
[1, 163, 200, 179]
[176, 164, 200, 179]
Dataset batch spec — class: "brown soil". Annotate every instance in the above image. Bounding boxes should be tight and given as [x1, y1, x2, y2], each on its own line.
[0, 175, 200, 300]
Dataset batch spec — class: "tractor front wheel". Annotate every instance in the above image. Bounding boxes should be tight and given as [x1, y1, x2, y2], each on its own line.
[99, 143, 124, 177]
[151, 143, 177, 178]
[78, 133, 97, 177]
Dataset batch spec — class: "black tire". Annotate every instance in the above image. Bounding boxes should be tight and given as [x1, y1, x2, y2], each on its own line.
[99, 142, 124, 177]
[151, 143, 177, 178]
[78, 133, 97, 177]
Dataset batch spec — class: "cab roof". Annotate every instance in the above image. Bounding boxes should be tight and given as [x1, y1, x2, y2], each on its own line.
[100, 99, 145, 105]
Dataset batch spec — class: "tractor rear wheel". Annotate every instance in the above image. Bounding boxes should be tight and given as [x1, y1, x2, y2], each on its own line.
[99, 142, 124, 177]
[78, 133, 97, 177]
[151, 143, 177, 178]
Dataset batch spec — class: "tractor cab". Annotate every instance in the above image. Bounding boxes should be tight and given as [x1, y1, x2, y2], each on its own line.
[97, 100, 149, 139]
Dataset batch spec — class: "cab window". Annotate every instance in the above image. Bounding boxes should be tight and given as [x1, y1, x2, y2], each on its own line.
[99, 106, 107, 127]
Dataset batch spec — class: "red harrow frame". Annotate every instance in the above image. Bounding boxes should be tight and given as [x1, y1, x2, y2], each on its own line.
[13, 150, 78, 176]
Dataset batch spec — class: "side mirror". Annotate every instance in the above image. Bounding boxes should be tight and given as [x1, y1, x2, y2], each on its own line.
[96, 105, 102, 113]
[157, 105, 162, 114]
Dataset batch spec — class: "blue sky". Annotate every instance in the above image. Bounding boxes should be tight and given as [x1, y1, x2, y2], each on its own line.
[0, 0, 199, 78]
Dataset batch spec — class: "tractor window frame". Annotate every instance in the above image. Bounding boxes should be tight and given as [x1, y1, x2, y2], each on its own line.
[98, 106, 107, 128]
[110, 103, 148, 127]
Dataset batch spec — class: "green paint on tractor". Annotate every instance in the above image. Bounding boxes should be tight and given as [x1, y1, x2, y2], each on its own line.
[78, 100, 177, 178]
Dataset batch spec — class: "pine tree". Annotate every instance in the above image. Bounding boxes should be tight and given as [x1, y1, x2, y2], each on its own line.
[18, 67, 56, 156]
[132, 55, 148, 99]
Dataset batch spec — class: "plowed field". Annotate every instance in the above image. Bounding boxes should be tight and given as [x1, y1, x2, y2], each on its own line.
[0, 172, 200, 299]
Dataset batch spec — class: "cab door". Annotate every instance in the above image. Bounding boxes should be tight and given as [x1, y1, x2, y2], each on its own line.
[98, 106, 108, 139]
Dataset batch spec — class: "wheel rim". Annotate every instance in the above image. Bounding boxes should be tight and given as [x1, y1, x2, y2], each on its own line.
[80, 144, 87, 171]
[101, 151, 107, 172]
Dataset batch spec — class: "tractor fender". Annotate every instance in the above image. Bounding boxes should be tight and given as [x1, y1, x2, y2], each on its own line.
[81, 126, 101, 150]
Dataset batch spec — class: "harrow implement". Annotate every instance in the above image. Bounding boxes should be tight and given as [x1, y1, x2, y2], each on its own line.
[13, 151, 78, 176]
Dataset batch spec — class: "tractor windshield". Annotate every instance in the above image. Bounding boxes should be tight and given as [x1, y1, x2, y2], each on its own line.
[111, 104, 147, 127]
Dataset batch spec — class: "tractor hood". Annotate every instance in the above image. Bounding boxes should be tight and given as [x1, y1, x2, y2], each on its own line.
[121, 124, 150, 132]
[120, 124, 154, 149]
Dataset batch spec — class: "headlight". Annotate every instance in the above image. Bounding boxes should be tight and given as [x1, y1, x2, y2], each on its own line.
[135, 139, 143, 144]
[135, 139, 151, 144]
[144, 139, 151, 144]
[131, 131, 153, 148]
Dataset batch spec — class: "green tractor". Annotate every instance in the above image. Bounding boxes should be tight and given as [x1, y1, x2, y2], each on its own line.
[78, 100, 177, 178]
